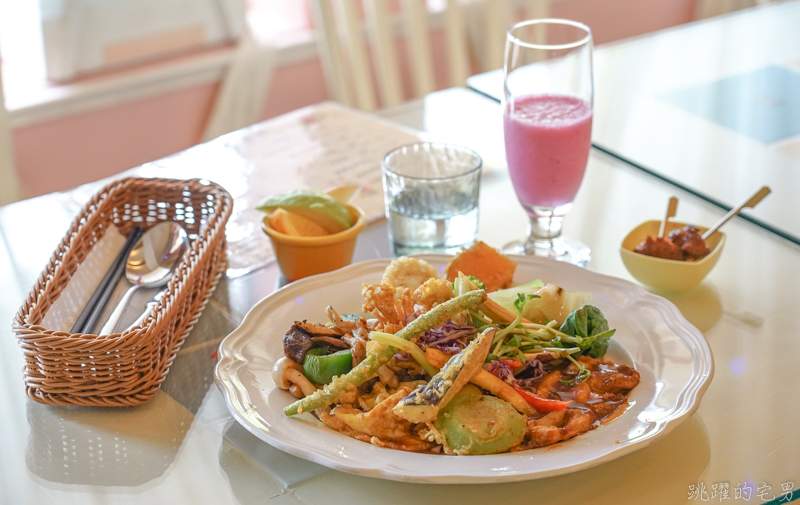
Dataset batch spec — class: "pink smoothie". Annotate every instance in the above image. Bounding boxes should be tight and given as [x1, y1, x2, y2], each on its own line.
[503, 94, 593, 211]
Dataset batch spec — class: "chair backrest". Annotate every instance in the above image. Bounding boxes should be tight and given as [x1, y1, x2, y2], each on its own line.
[311, 0, 469, 110]
[695, 0, 775, 19]
[310, 0, 550, 111]
[465, 0, 550, 73]
[0, 44, 25, 206]
[202, 24, 276, 141]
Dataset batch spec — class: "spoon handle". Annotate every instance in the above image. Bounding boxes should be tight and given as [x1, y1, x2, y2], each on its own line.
[658, 196, 679, 238]
[99, 284, 141, 336]
[73, 227, 143, 334]
[121, 291, 164, 333]
[702, 186, 771, 240]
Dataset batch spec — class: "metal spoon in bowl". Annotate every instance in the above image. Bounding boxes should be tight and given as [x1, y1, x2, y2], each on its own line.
[98, 222, 189, 335]
[702, 186, 771, 240]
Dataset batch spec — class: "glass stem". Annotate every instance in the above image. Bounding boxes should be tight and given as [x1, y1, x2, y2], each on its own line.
[529, 214, 564, 241]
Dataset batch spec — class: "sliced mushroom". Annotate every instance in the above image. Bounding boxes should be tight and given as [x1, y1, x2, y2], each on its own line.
[377, 365, 398, 389]
[285, 368, 317, 397]
[311, 336, 350, 348]
[295, 320, 343, 337]
[326, 305, 359, 332]
[273, 357, 317, 397]
[273, 357, 304, 389]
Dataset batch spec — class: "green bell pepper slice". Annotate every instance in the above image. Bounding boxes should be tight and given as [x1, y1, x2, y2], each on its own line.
[303, 348, 353, 385]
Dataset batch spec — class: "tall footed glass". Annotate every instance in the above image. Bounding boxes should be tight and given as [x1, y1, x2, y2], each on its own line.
[502, 19, 593, 266]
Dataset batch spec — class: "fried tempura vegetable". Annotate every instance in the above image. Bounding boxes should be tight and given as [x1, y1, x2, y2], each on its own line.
[332, 386, 419, 443]
[284, 290, 487, 416]
[412, 278, 453, 311]
[362, 282, 412, 327]
[392, 329, 494, 423]
[434, 386, 526, 455]
[426, 348, 534, 416]
[444, 242, 516, 292]
[382, 257, 439, 293]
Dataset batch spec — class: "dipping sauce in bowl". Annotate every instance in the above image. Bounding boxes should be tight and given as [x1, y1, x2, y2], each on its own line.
[620, 221, 725, 292]
[634, 225, 710, 261]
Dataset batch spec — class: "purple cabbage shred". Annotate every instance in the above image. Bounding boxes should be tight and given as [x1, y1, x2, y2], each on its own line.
[484, 358, 547, 388]
[416, 321, 477, 355]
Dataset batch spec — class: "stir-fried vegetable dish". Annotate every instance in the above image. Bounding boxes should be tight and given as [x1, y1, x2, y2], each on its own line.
[272, 242, 640, 455]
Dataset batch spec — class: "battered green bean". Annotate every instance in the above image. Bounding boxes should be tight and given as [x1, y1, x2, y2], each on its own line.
[284, 290, 487, 416]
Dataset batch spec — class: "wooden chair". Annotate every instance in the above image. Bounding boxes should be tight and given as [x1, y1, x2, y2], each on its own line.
[310, 0, 550, 111]
[202, 23, 276, 141]
[695, 0, 775, 19]
[0, 42, 25, 206]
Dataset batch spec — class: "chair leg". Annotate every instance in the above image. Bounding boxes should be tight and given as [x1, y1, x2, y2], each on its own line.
[0, 66, 25, 205]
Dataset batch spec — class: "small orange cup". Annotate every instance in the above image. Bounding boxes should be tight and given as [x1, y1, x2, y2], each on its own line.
[261, 204, 367, 281]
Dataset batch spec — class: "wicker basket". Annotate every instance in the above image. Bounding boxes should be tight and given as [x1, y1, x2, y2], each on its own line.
[13, 177, 233, 407]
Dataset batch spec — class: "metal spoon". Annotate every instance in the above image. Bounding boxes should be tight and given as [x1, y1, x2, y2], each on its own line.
[121, 290, 166, 333]
[702, 186, 771, 240]
[98, 222, 189, 335]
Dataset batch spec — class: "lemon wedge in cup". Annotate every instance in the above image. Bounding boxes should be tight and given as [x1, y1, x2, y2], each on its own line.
[324, 184, 361, 205]
[268, 208, 329, 236]
[257, 190, 354, 234]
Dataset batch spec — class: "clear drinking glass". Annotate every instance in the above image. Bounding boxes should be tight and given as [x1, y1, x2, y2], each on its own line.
[502, 19, 593, 266]
[382, 142, 482, 256]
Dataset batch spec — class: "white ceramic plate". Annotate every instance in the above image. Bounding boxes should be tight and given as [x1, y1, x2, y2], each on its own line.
[214, 255, 713, 483]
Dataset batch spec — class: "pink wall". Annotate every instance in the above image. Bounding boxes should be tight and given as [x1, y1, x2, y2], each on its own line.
[14, 83, 219, 194]
[262, 58, 329, 119]
[553, 0, 696, 45]
[11, 0, 696, 198]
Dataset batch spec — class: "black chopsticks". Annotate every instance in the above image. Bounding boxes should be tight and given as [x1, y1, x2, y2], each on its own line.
[71, 227, 144, 334]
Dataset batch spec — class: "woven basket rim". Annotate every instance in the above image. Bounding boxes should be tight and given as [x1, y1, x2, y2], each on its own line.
[13, 177, 229, 335]
[12, 176, 233, 406]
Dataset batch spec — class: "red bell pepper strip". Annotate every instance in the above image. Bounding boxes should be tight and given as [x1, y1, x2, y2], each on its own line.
[500, 359, 523, 368]
[513, 386, 570, 412]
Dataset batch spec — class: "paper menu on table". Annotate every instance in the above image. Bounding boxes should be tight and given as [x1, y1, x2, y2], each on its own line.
[136, 101, 422, 274]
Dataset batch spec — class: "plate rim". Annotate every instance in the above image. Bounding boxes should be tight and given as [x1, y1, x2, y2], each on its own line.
[214, 255, 714, 483]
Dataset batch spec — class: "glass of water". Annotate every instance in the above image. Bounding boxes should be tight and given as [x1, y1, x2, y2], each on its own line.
[382, 142, 482, 256]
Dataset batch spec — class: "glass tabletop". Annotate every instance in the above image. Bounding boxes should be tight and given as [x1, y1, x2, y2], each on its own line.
[1, 89, 799, 504]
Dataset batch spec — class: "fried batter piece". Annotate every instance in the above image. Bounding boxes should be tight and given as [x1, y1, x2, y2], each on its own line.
[515, 408, 597, 450]
[362, 282, 414, 330]
[382, 257, 439, 293]
[330, 386, 432, 452]
[412, 278, 454, 311]
[444, 241, 517, 292]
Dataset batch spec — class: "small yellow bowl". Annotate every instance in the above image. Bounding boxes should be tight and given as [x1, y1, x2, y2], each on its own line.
[261, 204, 367, 282]
[620, 220, 726, 292]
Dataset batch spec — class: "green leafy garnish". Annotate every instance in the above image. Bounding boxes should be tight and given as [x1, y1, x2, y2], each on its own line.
[559, 305, 616, 358]
[492, 293, 542, 355]
[468, 276, 486, 290]
[513, 293, 540, 313]
[559, 363, 591, 386]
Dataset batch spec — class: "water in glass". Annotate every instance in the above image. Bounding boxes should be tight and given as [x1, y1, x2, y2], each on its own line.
[388, 186, 478, 255]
